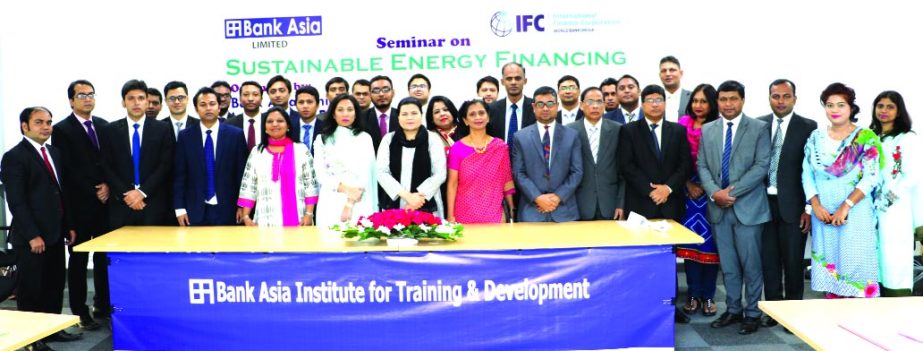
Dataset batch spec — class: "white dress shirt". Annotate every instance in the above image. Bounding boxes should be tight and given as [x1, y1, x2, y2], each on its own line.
[665, 87, 682, 123]
[560, 106, 580, 125]
[243, 113, 263, 146]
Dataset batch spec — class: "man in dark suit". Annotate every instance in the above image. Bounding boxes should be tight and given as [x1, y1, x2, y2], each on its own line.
[51, 80, 108, 330]
[266, 75, 300, 125]
[145, 87, 163, 119]
[2, 107, 83, 349]
[211, 80, 238, 121]
[600, 77, 620, 114]
[161, 81, 199, 140]
[227, 81, 265, 153]
[294, 85, 325, 154]
[659, 56, 692, 123]
[758, 79, 817, 328]
[100, 79, 175, 229]
[174, 87, 248, 226]
[567, 87, 624, 220]
[488, 62, 535, 142]
[604, 75, 644, 124]
[618, 85, 691, 221]
[556, 75, 585, 125]
[361, 75, 398, 151]
[511, 86, 583, 222]
[698, 81, 771, 335]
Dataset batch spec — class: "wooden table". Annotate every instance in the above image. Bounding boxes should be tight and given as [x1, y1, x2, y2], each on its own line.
[759, 297, 923, 350]
[0, 310, 78, 351]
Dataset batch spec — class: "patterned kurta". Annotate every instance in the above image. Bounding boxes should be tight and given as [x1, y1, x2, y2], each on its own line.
[676, 116, 718, 264]
[802, 127, 882, 297]
[875, 132, 920, 294]
[238, 143, 319, 226]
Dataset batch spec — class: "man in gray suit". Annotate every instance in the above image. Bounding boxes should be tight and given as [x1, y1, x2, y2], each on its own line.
[698, 80, 770, 335]
[659, 56, 691, 123]
[567, 87, 624, 220]
[511, 86, 583, 222]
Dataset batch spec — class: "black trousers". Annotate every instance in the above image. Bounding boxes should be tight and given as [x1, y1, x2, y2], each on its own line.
[15, 241, 65, 314]
[68, 230, 109, 316]
[761, 195, 807, 301]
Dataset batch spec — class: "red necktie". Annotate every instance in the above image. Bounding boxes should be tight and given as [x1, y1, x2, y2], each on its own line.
[41, 146, 59, 185]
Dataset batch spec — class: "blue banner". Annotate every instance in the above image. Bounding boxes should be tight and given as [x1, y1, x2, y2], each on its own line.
[109, 247, 676, 350]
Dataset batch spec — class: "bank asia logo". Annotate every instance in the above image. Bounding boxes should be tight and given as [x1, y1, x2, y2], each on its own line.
[490, 11, 545, 37]
[225, 16, 322, 39]
[189, 279, 215, 304]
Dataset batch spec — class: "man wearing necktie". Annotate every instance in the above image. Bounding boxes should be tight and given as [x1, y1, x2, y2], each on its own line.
[3, 107, 83, 348]
[226, 81, 265, 155]
[51, 80, 111, 330]
[697, 80, 770, 335]
[160, 81, 199, 140]
[757, 79, 817, 329]
[294, 85, 324, 154]
[567, 87, 625, 221]
[174, 87, 247, 226]
[488, 62, 536, 143]
[100, 79, 175, 231]
[604, 75, 645, 124]
[510, 86, 583, 223]
[361, 75, 398, 152]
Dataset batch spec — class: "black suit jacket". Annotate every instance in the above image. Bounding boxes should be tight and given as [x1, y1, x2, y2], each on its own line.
[161, 116, 200, 140]
[174, 123, 248, 225]
[555, 109, 585, 124]
[618, 119, 691, 221]
[100, 117, 175, 227]
[362, 107, 399, 151]
[1, 139, 70, 246]
[488, 97, 535, 142]
[51, 114, 109, 236]
[759, 113, 818, 223]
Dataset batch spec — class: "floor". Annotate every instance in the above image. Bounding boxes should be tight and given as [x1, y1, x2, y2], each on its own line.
[3, 262, 921, 350]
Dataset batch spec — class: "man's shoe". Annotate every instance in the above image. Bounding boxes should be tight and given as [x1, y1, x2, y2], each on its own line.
[739, 316, 761, 335]
[675, 307, 690, 324]
[27, 340, 54, 351]
[44, 330, 83, 342]
[761, 315, 779, 327]
[79, 314, 102, 331]
[710, 312, 743, 328]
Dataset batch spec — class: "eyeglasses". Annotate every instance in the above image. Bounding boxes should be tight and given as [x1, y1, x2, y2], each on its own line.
[75, 93, 96, 100]
[559, 85, 578, 92]
[409, 84, 428, 91]
[534, 101, 557, 109]
[167, 95, 188, 103]
[643, 97, 665, 104]
[217, 93, 231, 99]
[371, 87, 392, 95]
[584, 99, 604, 107]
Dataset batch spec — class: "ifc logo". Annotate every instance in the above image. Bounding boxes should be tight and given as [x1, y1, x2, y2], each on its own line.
[490, 11, 513, 37]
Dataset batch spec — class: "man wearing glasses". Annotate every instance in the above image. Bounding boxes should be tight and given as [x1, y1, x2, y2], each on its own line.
[51, 80, 109, 331]
[161, 81, 198, 141]
[510, 86, 583, 223]
[362, 75, 398, 151]
[407, 73, 431, 119]
[567, 87, 624, 221]
[211, 80, 238, 121]
[556, 75, 584, 124]
[352, 79, 372, 112]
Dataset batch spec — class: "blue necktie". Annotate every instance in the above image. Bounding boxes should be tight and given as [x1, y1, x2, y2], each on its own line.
[721, 122, 733, 188]
[303, 124, 312, 151]
[650, 123, 662, 161]
[132, 123, 141, 186]
[204, 130, 216, 199]
[542, 125, 551, 178]
[507, 103, 519, 142]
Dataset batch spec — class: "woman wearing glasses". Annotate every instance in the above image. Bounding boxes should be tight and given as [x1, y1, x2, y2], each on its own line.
[802, 83, 883, 298]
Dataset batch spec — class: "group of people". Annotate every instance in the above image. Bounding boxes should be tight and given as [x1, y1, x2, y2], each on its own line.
[2, 55, 920, 350]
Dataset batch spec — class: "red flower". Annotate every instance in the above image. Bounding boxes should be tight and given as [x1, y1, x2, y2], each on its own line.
[825, 263, 836, 273]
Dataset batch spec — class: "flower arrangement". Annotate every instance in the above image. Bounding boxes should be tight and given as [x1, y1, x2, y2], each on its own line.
[331, 209, 464, 242]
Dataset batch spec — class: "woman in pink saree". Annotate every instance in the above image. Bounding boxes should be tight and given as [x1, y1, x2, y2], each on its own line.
[446, 100, 515, 223]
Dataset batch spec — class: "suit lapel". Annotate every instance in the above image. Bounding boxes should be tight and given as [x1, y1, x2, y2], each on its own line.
[598, 120, 613, 163]
[550, 123, 564, 167]
[575, 119, 592, 163]
[730, 116, 749, 159]
[659, 122, 672, 161]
